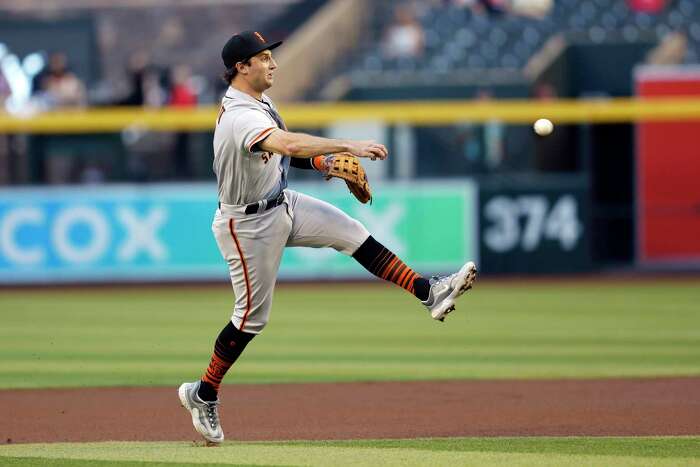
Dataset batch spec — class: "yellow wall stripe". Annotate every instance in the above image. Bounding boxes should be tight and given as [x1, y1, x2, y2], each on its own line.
[1, 97, 700, 134]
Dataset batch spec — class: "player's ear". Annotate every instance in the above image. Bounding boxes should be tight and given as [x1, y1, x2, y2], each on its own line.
[235, 60, 250, 75]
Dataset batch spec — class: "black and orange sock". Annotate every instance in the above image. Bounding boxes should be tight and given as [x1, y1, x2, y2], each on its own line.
[198, 321, 255, 401]
[352, 236, 430, 301]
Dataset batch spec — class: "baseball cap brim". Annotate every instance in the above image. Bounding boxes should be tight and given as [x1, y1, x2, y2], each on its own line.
[222, 31, 284, 68]
[244, 40, 283, 61]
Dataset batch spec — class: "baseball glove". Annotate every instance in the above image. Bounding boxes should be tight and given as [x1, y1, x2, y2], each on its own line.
[324, 153, 372, 204]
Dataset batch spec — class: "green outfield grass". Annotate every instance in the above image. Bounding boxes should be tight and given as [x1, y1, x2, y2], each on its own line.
[0, 280, 699, 388]
[0, 437, 698, 466]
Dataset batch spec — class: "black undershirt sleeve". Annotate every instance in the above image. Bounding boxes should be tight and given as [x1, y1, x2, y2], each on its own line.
[288, 157, 315, 170]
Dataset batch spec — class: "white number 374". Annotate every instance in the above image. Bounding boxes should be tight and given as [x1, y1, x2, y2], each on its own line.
[484, 195, 582, 253]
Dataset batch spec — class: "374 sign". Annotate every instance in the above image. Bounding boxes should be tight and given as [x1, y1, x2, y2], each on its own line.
[484, 195, 582, 252]
[479, 188, 589, 273]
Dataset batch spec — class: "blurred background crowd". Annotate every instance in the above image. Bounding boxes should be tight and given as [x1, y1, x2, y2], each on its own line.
[1, 0, 693, 183]
[1, 0, 690, 111]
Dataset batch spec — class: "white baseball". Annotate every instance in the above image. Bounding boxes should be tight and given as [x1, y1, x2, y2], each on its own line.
[534, 118, 554, 136]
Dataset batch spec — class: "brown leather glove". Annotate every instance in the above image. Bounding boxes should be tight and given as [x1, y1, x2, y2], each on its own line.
[323, 152, 372, 204]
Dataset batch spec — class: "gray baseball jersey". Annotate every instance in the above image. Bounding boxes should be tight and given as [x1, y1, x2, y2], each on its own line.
[212, 87, 369, 334]
[213, 87, 289, 205]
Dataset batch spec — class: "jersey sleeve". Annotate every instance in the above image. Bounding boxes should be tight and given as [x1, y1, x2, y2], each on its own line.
[233, 110, 277, 153]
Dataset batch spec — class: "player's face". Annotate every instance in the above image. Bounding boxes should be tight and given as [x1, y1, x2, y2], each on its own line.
[248, 50, 277, 91]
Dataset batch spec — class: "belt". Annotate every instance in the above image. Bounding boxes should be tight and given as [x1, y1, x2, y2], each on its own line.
[243, 191, 285, 215]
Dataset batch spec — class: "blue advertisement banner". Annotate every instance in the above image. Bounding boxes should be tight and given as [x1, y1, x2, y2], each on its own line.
[0, 181, 477, 284]
[0, 184, 222, 283]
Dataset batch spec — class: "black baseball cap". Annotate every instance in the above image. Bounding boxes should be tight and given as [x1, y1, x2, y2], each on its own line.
[221, 31, 282, 68]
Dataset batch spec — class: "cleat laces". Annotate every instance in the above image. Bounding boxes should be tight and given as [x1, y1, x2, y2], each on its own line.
[431, 274, 452, 287]
[204, 400, 220, 429]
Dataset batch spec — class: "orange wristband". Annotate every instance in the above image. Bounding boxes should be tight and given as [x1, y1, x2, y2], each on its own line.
[311, 155, 327, 172]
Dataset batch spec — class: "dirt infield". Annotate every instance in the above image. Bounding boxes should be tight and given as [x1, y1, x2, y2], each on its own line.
[2, 377, 699, 444]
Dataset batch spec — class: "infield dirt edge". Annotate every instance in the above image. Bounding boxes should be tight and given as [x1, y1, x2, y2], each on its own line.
[2, 377, 699, 444]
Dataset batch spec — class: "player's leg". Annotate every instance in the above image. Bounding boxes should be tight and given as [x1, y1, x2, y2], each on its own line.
[197, 321, 254, 401]
[353, 235, 476, 320]
[351, 234, 430, 300]
[204, 205, 291, 389]
[284, 190, 476, 320]
[213, 207, 292, 336]
[179, 204, 291, 444]
[177, 320, 252, 444]
[283, 189, 430, 300]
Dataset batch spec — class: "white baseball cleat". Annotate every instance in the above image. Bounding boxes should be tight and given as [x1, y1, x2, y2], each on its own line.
[422, 261, 478, 321]
[178, 381, 224, 445]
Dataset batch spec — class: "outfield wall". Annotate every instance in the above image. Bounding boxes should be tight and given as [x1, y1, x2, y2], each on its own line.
[635, 66, 700, 266]
[0, 177, 591, 284]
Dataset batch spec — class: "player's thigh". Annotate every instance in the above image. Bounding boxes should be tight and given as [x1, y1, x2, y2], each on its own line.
[212, 206, 290, 262]
[286, 191, 369, 255]
[212, 207, 291, 333]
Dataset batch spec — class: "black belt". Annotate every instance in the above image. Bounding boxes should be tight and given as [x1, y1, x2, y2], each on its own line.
[243, 191, 285, 214]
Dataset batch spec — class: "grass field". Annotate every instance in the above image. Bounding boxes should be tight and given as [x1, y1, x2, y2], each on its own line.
[1, 437, 699, 466]
[1, 279, 699, 466]
[1, 280, 699, 388]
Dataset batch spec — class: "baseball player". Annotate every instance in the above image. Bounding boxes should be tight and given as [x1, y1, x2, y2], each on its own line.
[178, 31, 477, 444]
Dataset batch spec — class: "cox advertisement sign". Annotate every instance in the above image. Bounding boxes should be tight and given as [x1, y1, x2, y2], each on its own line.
[0, 182, 477, 284]
[0, 184, 223, 283]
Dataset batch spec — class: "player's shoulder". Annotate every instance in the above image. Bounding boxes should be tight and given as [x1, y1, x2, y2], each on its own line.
[222, 95, 264, 114]
[222, 95, 257, 112]
[221, 101, 269, 123]
[230, 108, 273, 129]
[219, 88, 275, 129]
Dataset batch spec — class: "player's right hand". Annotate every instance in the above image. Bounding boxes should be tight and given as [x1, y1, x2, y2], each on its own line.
[347, 140, 388, 161]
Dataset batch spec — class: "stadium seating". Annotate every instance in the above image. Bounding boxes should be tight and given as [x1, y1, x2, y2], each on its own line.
[348, 0, 700, 82]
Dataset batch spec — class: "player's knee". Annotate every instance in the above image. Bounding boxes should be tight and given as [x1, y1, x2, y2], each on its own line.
[332, 219, 369, 255]
[348, 218, 369, 239]
[232, 315, 268, 334]
[232, 307, 270, 334]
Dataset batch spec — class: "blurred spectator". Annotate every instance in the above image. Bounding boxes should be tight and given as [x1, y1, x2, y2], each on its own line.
[509, 0, 553, 18]
[117, 51, 149, 106]
[0, 72, 10, 108]
[382, 5, 425, 59]
[454, 0, 507, 16]
[168, 65, 197, 179]
[478, 0, 508, 16]
[117, 51, 168, 107]
[79, 161, 106, 184]
[36, 52, 86, 108]
[534, 82, 557, 100]
[455, 0, 551, 19]
[142, 67, 168, 107]
[627, 0, 666, 14]
[452, 0, 478, 16]
[452, 0, 477, 7]
[169, 65, 197, 107]
[476, 89, 505, 171]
